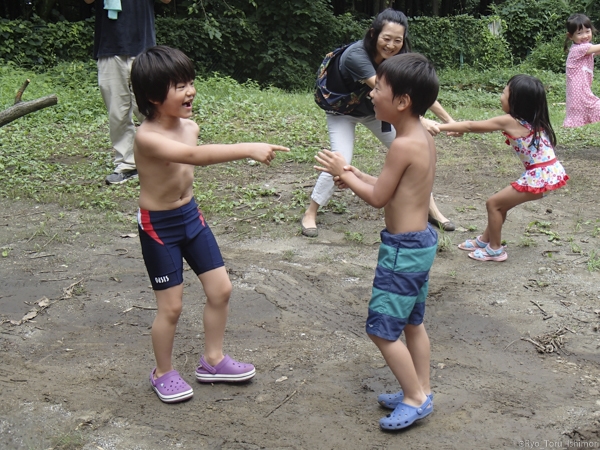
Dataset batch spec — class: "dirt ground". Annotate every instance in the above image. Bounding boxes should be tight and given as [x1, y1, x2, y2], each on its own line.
[1, 136, 600, 450]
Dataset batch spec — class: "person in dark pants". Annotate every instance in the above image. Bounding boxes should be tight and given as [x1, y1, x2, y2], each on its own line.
[84, 0, 171, 184]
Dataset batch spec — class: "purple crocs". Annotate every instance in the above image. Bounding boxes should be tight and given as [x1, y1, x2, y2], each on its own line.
[149, 368, 194, 403]
[195, 354, 256, 383]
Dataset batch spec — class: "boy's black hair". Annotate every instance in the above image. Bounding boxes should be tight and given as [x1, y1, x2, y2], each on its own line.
[376, 53, 439, 117]
[506, 74, 556, 149]
[131, 45, 196, 120]
[363, 8, 411, 61]
[564, 13, 597, 51]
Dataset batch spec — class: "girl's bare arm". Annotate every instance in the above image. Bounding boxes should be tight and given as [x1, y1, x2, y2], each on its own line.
[586, 43, 600, 55]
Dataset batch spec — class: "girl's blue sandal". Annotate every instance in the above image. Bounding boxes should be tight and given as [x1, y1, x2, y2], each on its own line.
[378, 391, 434, 410]
[379, 396, 433, 430]
[469, 244, 508, 262]
[458, 235, 487, 251]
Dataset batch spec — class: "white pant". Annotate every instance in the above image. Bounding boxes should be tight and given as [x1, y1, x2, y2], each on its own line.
[98, 56, 144, 173]
[311, 113, 395, 206]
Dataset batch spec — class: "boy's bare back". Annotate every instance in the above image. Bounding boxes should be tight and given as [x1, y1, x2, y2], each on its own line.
[134, 117, 198, 211]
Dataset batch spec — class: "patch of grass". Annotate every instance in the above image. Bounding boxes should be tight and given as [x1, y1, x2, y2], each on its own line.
[587, 250, 600, 272]
[327, 199, 348, 214]
[50, 430, 85, 450]
[466, 224, 477, 232]
[526, 220, 560, 243]
[282, 249, 295, 261]
[344, 231, 364, 244]
[1, 62, 595, 247]
[567, 237, 582, 253]
[518, 237, 537, 247]
[437, 232, 453, 252]
[592, 224, 600, 238]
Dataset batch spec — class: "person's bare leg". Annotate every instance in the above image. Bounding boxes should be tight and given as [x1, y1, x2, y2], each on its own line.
[404, 324, 431, 395]
[428, 194, 451, 225]
[481, 186, 542, 249]
[198, 266, 232, 367]
[370, 334, 427, 407]
[302, 199, 320, 229]
[152, 283, 184, 378]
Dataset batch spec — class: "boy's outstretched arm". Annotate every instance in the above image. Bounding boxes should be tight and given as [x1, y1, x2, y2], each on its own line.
[315, 147, 407, 209]
[136, 129, 288, 166]
[334, 165, 377, 190]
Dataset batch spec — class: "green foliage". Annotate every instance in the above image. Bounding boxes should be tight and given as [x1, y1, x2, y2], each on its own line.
[522, 34, 567, 73]
[0, 11, 512, 89]
[0, 17, 93, 68]
[490, 0, 588, 62]
[0, 64, 326, 212]
[409, 15, 511, 70]
[0, 2, 596, 90]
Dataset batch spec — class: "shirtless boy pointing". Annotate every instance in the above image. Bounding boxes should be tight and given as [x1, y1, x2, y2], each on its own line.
[130, 45, 288, 403]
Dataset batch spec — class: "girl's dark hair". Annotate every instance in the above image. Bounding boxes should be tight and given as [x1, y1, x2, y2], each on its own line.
[564, 13, 597, 51]
[363, 8, 411, 61]
[377, 53, 439, 117]
[131, 45, 196, 120]
[506, 74, 556, 149]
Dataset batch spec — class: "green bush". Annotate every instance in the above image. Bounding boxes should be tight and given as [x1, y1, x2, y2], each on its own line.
[490, 0, 588, 62]
[522, 34, 567, 73]
[3, 10, 580, 90]
[409, 15, 511, 70]
[0, 17, 93, 67]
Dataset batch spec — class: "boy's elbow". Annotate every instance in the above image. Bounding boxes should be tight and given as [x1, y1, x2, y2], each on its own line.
[370, 198, 387, 209]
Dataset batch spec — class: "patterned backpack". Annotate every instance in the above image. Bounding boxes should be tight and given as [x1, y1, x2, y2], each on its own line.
[314, 45, 370, 114]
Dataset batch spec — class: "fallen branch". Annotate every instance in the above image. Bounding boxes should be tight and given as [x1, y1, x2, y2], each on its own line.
[264, 380, 305, 418]
[0, 94, 58, 127]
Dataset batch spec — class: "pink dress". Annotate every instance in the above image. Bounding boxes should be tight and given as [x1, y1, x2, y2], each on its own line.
[503, 120, 569, 194]
[564, 42, 600, 127]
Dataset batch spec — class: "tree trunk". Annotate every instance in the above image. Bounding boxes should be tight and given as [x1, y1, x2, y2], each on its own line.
[0, 95, 58, 128]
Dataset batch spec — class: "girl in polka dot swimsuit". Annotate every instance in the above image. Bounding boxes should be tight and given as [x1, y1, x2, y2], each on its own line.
[437, 75, 569, 262]
[563, 14, 600, 128]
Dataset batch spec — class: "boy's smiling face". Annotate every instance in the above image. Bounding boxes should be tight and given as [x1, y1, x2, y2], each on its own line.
[370, 76, 399, 123]
[156, 80, 196, 118]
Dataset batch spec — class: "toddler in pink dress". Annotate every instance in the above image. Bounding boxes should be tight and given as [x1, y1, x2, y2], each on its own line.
[564, 13, 600, 127]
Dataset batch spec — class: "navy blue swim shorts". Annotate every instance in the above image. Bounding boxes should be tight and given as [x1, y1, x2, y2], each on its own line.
[138, 198, 224, 290]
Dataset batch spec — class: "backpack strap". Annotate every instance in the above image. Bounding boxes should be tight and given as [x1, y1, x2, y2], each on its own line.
[314, 44, 370, 114]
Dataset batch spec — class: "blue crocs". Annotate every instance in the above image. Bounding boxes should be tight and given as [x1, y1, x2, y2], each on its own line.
[379, 396, 433, 430]
[378, 391, 434, 410]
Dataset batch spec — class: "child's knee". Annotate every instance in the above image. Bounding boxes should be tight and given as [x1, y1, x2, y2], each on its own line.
[404, 323, 425, 337]
[206, 280, 232, 306]
[159, 302, 183, 322]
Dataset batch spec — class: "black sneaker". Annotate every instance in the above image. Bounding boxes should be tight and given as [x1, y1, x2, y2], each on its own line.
[105, 170, 138, 185]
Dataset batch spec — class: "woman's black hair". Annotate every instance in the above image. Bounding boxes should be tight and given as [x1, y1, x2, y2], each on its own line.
[564, 13, 597, 51]
[506, 74, 556, 149]
[131, 45, 196, 120]
[363, 8, 411, 61]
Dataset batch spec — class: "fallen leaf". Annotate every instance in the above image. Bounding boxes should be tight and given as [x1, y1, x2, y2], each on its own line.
[120, 233, 137, 238]
[276, 376, 288, 382]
